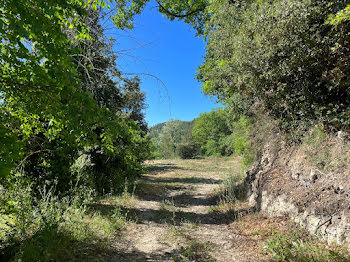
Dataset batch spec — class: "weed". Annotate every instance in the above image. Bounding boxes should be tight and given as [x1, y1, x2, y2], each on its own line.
[252, 230, 261, 236]
[169, 226, 214, 262]
[169, 226, 184, 238]
[208, 168, 245, 213]
[264, 229, 350, 262]
[102, 181, 136, 209]
[302, 127, 337, 171]
[208, 205, 221, 213]
[159, 198, 177, 225]
[173, 237, 214, 262]
[160, 199, 176, 212]
[0, 175, 131, 261]
[182, 219, 197, 229]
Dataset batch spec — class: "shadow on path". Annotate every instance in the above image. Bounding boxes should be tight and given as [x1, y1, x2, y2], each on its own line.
[148, 177, 222, 185]
[104, 246, 216, 262]
[146, 163, 184, 173]
[136, 191, 220, 207]
[123, 206, 256, 225]
[90, 203, 255, 226]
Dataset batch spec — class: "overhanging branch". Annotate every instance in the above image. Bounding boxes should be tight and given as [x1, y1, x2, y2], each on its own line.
[155, 0, 204, 18]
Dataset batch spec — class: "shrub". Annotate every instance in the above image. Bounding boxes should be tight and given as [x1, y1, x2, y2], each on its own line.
[176, 142, 199, 159]
[232, 117, 255, 167]
[219, 169, 245, 205]
[199, 0, 350, 131]
[0, 173, 128, 261]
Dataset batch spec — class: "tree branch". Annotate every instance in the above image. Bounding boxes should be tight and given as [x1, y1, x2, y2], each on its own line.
[155, 0, 204, 18]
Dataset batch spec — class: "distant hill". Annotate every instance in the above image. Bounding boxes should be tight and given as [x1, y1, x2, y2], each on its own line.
[148, 122, 167, 139]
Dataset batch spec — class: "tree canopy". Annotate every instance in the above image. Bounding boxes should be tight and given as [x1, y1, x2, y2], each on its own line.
[0, 0, 150, 194]
[198, 0, 350, 130]
[112, 0, 209, 34]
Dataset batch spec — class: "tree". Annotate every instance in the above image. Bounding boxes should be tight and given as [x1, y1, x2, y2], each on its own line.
[112, 0, 209, 35]
[158, 120, 186, 158]
[192, 108, 231, 156]
[0, 1, 150, 194]
[149, 120, 194, 159]
[120, 77, 148, 133]
[0, 0, 111, 183]
[198, 0, 350, 130]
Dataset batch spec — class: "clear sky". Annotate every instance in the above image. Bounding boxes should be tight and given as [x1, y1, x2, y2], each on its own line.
[108, 2, 220, 127]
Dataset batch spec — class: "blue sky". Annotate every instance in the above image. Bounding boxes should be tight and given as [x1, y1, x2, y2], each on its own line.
[108, 2, 220, 126]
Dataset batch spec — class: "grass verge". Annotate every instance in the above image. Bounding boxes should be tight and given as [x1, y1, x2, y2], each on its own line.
[1, 181, 132, 261]
[264, 229, 350, 262]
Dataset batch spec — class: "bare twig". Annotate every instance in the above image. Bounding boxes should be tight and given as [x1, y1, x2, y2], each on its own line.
[15, 149, 53, 173]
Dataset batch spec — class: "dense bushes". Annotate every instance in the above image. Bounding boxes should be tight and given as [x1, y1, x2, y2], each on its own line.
[148, 107, 256, 163]
[0, 1, 150, 258]
[176, 141, 199, 159]
[0, 2, 149, 195]
[0, 175, 129, 261]
[199, 0, 350, 131]
[149, 120, 195, 159]
[192, 108, 232, 156]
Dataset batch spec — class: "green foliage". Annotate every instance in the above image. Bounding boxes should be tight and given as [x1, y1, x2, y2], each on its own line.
[149, 120, 195, 159]
[301, 127, 346, 172]
[192, 108, 232, 156]
[1, 0, 91, 179]
[149, 106, 251, 160]
[264, 230, 350, 262]
[112, 0, 209, 35]
[0, 124, 20, 178]
[176, 141, 199, 159]
[0, 1, 150, 194]
[199, 0, 350, 131]
[0, 1, 151, 257]
[0, 176, 128, 261]
[304, 127, 327, 148]
[203, 139, 220, 157]
[327, 4, 350, 25]
[231, 117, 255, 167]
[218, 167, 245, 207]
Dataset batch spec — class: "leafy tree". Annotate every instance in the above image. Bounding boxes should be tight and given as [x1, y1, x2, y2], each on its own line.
[149, 120, 194, 159]
[176, 140, 199, 159]
[158, 120, 188, 158]
[120, 77, 148, 133]
[0, 0, 92, 178]
[0, 1, 150, 195]
[112, 0, 209, 35]
[192, 108, 231, 156]
[198, 0, 350, 130]
[327, 4, 350, 25]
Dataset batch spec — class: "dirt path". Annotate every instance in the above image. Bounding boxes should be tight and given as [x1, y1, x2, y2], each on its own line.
[100, 158, 290, 262]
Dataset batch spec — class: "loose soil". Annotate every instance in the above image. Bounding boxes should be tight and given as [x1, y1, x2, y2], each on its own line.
[98, 158, 292, 261]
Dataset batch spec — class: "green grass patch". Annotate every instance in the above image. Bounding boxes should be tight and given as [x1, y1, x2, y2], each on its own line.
[264, 229, 350, 262]
[0, 179, 131, 261]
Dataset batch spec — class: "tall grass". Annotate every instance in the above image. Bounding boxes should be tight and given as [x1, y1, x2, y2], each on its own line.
[264, 229, 350, 262]
[0, 175, 129, 261]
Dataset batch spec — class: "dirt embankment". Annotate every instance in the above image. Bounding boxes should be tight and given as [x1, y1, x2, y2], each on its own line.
[245, 130, 350, 245]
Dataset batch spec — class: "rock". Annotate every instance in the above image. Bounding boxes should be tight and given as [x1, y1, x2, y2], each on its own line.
[244, 136, 350, 245]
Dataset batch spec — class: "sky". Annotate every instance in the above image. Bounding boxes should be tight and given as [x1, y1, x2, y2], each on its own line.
[107, 2, 220, 127]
